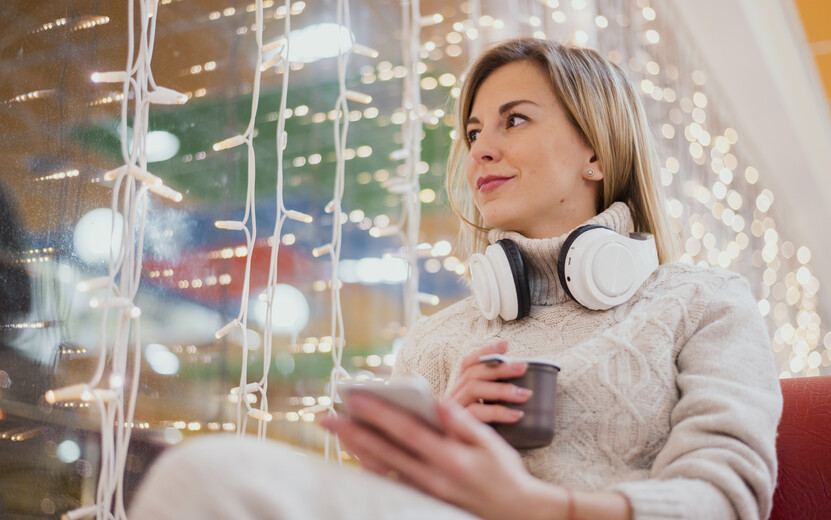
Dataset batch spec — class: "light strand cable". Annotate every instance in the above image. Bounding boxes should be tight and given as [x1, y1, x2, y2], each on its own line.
[237, 0, 264, 434]
[375, 0, 425, 331]
[326, 0, 353, 462]
[209, 0, 270, 435]
[258, 0, 293, 441]
[402, 0, 424, 330]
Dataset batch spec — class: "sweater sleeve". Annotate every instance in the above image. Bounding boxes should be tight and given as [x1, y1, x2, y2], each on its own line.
[610, 274, 783, 520]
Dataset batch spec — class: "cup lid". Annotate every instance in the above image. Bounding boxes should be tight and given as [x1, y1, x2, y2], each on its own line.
[479, 353, 561, 370]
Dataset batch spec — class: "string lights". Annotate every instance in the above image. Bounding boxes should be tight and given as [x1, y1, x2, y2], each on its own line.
[47, 0, 184, 518]
[209, 0, 274, 438]
[604, 1, 827, 377]
[317, 0, 355, 462]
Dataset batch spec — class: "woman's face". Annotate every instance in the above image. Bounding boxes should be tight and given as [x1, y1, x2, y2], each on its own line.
[464, 60, 602, 238]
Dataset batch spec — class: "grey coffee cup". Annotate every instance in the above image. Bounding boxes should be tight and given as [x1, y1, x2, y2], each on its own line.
[484, 357, 561, 449]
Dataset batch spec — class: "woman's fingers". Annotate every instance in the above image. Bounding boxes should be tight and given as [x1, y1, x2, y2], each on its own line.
[340, 392, 453, 462]
[452, 379, 533, 407]
[461, 358, 529, 383]
[322, 415, 422, 472]
[436, 400, 508, 448]
[323, 396, 535, 518]
[458, 341, 508, 371]
[449, 360, 529, 402]
[466, 402, 525, 424]
[322, 399, 462, 499]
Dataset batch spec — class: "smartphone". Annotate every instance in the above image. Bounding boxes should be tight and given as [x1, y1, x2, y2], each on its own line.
[338, 377, 442, 430]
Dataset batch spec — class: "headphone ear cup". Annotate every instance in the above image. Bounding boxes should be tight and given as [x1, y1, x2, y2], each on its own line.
[558, 225, 605, 304]
[497, 239, 530, 320]
[469, 252, 500, 320]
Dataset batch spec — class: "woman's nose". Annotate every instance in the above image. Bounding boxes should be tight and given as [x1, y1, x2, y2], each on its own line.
[470, 130, 502, 164]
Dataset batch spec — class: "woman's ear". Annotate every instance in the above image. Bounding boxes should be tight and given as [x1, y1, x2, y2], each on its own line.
[583, 153, 604, 181]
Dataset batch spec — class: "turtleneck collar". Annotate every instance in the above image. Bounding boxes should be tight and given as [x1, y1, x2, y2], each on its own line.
[487, 202, 633, 306]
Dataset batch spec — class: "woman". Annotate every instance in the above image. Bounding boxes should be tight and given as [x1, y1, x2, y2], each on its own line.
[322, 38, 781, 519]
[130, 39, 781, 520]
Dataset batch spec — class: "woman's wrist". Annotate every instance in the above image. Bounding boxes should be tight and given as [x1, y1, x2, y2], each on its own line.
[518, 479, 632, 520]
[518, 478, 570, 520]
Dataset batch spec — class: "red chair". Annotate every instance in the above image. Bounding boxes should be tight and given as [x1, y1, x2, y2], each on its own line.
[770, 375, 831, 519]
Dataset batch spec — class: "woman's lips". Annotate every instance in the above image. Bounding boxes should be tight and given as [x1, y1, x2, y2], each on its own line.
[478, 177, 513, 192]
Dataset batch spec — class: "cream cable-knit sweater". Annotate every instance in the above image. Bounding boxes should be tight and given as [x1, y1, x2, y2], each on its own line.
[393, 202, 782, 520]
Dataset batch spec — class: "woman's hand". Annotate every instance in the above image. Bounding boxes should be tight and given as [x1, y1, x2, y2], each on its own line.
[320, 392, 562, 520]
[446, 341, 532, 424]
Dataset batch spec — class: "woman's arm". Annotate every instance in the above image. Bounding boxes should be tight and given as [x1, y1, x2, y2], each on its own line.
[610, 274, 782, 519]
[322, 392, 632, 520]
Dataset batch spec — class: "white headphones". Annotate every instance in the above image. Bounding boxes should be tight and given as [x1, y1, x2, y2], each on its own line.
[469, 225, 659, 320]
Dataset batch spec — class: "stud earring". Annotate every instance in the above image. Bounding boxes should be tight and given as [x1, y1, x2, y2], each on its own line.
[587, 169, 594, 176]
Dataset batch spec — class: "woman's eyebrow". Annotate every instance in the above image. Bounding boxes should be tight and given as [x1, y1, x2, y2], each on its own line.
[498, 99, 538, 115]
[465, 99, 539, 128]
[465, 116, 481, 128]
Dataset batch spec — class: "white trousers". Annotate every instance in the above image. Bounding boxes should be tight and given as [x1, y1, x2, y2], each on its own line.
[129, 435, 481, 520]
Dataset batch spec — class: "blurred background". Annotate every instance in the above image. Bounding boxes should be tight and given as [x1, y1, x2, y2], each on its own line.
[0, 0, 829, 517]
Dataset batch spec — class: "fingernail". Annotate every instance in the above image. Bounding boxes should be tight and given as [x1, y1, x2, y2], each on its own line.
[515, 386, 532, 397]
[509, 409, 525, 419]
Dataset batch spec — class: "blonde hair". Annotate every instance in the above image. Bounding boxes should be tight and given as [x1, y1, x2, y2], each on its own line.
[446, 38, 679, 264]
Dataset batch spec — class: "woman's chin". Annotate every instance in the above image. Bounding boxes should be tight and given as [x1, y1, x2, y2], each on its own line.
[481, 215, 525, 234]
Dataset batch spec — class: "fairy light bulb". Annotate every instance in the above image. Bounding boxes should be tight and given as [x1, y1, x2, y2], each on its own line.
[418, 293, 440, 306]
[420, 13, 443, 26]
[345, 90, 372, 104]
[88, 297, 141, 318]
[213, 135, 246, 151]
[260, 54, 284, 71]
[285, 210, 314, 223]
[263, 37, 287, 52]
[215, 319, 240, 339]
[369, 225, 400, 238]
[420, 111, 440, 125]
[231, 383, 261, 396]
[45, 384, 94, 404]
[103, 165, 162, 185]
[352, 43, 379, 58]
[299, 403, 330, 415]
[248, 409, 273, 421]
[61, 505, 100, 520]
[312, 244, 333, 257]
[214, 220, 246, 230]
[389, 148, 409, 161]
[148, 183, 183, 202]
[91, 71, 127, 83]
[90, 296, 127, 308]
[147, 86, 188, 105]
[77, 277, 112, 293]
[383, 178, 412, 194]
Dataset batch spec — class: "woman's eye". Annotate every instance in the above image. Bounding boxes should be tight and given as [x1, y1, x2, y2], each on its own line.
[507, 114, 527, 127]
[467, 129, 480, 143]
